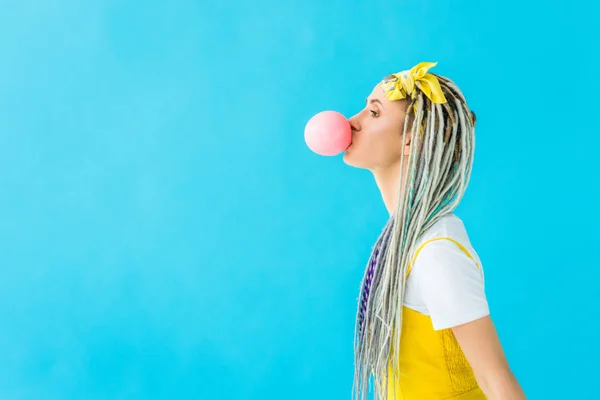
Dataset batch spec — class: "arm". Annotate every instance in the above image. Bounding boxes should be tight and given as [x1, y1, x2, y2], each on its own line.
[452, 316, 526, 400]
[412, 238, 526, 399]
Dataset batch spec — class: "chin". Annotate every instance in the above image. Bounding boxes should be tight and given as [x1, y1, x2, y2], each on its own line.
[342, 150, 354, 165]
[343, 150, 368, 169]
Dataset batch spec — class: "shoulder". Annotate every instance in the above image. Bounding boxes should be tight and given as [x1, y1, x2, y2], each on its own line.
[408, 213, 489, 330]
[415, 213, 472, 247]
[412, 213, 482, 270]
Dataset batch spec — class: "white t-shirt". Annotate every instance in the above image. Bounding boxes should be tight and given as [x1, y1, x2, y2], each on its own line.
[403, 213, 490, 331]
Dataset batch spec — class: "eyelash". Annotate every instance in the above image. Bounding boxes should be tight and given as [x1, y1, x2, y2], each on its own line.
[370, 109, 379, 117]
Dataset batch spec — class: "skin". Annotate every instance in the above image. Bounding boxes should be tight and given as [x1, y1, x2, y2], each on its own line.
[344, 84, 527, 400]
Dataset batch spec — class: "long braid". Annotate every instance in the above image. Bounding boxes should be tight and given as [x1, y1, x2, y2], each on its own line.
[353, 74, 477, 400]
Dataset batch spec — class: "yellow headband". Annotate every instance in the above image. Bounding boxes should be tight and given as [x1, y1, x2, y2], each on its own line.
[381, 61, 447, 104]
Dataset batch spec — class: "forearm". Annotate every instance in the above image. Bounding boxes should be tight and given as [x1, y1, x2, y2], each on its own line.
[478, 368, 526, 400]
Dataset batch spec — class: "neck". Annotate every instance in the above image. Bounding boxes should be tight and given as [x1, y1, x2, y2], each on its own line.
[372, 161, 403, 216]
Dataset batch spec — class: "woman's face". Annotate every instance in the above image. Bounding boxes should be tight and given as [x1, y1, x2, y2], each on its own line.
[343, 84, 409, 171]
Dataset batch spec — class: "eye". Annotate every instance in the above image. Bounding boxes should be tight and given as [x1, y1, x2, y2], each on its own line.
[370, 109, 379, 117]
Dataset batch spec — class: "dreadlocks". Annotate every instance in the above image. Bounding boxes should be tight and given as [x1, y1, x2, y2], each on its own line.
[353, 73, 477, 400]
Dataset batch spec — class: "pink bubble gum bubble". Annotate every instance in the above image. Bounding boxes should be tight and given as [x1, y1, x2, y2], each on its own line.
[304, 111, 352, 156]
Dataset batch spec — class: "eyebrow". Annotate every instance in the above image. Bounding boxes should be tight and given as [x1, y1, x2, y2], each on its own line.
[366, 98, 383, 106]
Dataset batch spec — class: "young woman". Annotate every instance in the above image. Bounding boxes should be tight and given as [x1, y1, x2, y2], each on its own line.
[345, 62, 526, 400]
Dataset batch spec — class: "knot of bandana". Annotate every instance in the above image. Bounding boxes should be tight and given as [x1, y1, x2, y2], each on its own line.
[381, 62, 447, 104]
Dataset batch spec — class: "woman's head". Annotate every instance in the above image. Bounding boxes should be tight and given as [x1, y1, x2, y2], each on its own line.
[351, 63, 477, 400]
[344, 65, 476, 176]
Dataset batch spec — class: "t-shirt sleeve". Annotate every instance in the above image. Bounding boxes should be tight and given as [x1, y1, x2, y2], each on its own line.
[410, 239, 490, 331]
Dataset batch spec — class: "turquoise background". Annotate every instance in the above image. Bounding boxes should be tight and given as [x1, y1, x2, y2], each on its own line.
[1, 0, 598, 398]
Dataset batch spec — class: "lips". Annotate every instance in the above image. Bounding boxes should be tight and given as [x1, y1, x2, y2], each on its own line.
[346, 135, 355, 151]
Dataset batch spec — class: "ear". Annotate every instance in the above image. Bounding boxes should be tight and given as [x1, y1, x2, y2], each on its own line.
[403, 135, 412, 156]
[401, 102, 415, 157]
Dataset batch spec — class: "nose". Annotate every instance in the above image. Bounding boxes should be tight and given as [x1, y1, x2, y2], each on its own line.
[348, 113, 361, 133]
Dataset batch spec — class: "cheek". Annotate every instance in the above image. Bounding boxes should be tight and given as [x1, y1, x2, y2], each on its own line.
[356, 125, 402, 163]
[349, 118, 404, 159]
[375, 123, 406, 160]
[376, 122, 404, 148]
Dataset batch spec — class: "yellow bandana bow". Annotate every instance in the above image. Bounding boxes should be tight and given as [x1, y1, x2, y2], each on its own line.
[381, 62, 447, 104]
